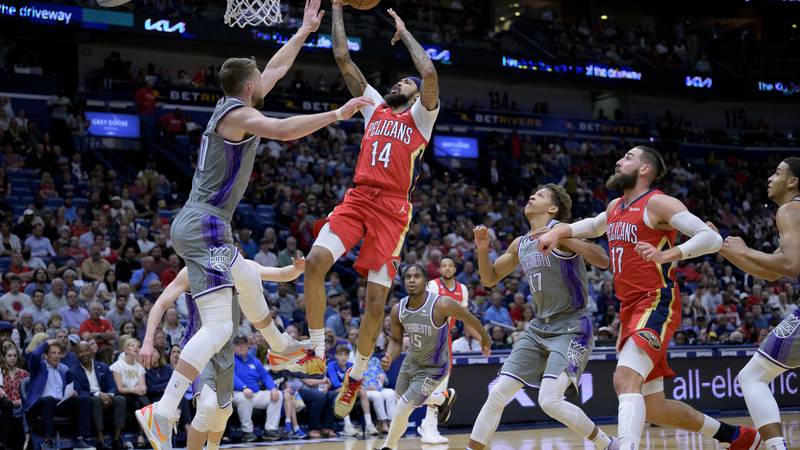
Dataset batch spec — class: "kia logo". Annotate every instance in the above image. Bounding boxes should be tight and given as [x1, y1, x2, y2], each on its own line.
[144, 18, 187, 34]
[685, 76, 713, 89]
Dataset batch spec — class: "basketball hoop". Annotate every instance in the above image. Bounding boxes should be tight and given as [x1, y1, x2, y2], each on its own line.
[224, 0, 282, 28]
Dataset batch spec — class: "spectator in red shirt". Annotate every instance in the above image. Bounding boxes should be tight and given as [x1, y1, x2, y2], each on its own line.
[158, 108, 187, 145]
[134, 81, 157, 142]
[79, 302, 116, 349]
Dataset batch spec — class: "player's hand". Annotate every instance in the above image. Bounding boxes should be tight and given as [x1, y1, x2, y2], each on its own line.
[387, 8, 407, 45]
[299, 0, 325, 34]
[473, 226, 490, 251]
[722, 236, 748, 257]
[705, 221, 719, 234]
[337, 96, 374, 120]
[380, 354, 393, 371]
[536, 230, 560, 255]
[138, 340, 157, 369]
[635, 241, 666, 263]
[292, 251, 306, 272]
[243, 387, 255, 399]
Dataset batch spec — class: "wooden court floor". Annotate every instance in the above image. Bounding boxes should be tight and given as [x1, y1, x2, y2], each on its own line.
[209, 414, 800, 449]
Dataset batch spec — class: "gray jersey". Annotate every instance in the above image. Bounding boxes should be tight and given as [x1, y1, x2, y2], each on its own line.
[399, 291, 450, 368]
[187, 97, 260, 215]
[518, 219, 589, 321]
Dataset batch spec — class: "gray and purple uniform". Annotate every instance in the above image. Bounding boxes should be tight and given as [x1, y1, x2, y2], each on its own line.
[500, 220, 593, 394]
[170, 97, 259, 300]
[395, 291, 451, 406]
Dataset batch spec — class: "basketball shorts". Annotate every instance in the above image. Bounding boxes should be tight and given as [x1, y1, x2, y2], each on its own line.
[500, 314, 593, 396]
[314, 185, 411, 282]
[171, 203, 236, 299]
[618, 287, 681, 381]
[758, 308, 800, 369]
[395, 359, 449, 407]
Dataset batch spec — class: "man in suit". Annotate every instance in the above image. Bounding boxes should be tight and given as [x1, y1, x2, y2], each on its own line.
[67, 341, 127, 449]
[26, 339, 94, 450]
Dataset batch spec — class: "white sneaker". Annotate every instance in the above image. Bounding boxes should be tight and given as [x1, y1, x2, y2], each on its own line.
[342, 423, 361, 437]
[365, 422, 380, 435]
[418, 423, 449, 444]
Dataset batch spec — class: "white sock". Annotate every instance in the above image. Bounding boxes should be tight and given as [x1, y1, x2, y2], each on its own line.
[700, 415, 721, 435]
[423, 406, 438, 426]
[427, 390, 446, 406]
[344, 415, 353, 428]
[259, 320, 288, 352]
[310, 328, 325, 359]
[156, 371, 191, 417]
[207, 443, 220, 450]
[617, 393, 645, 450]
[591, 428, 613, 450]
[364, 413, 373, 425]
[765, 436, 788, 450]
[383, 397, 414, 449]
[349, 350, 370, 380]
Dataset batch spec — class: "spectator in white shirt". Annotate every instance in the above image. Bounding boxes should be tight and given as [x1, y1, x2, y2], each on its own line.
[452, 328, 482, 353]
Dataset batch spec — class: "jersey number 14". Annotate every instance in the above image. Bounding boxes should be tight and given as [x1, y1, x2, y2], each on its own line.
[371, 141, 392, 168]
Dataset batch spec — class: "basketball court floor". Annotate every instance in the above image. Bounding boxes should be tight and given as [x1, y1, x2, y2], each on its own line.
[209, 414, 800, 449]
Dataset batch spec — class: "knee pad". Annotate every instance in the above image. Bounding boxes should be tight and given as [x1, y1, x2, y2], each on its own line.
[230, 256, 269, 323]
[486, 376, 522, 412]
[192, 386, 219, 433]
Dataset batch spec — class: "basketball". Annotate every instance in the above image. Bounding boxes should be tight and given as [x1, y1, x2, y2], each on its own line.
[96, 0, 132, 7]
[345, 0, 381, 10]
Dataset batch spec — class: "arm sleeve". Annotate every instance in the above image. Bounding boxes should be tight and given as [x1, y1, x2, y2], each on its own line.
[410, 97, 440, 141]
[669, 211, 723, 259]
[568, 212, 608, 239]
[360, 85, 385, 125]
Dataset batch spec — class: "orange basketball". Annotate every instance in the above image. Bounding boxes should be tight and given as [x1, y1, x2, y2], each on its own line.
[345, 0, 381, 10]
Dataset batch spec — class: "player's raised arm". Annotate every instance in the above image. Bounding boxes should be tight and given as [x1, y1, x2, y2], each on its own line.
[331, 0, 368, 96]
[259, 0, 325, 94]
[386, 8, 438, 111]
[436, 297, 491, 356]
[139, 267, 189, 368]
[474, 226, 520, 287]
[249, 253, 305, 282]
[634, 194, 722, 264]
[719, 204, 800, 281]
[536, 210, 610, 255]
[558, 236, 610, 270]
[231, 96, 373, 141]
[381, 303, 405, 371]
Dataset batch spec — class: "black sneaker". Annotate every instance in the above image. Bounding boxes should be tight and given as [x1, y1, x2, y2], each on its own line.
[263, 430, 281, 441]
[437, 388, 458, 424]
[242, 432, 257, 442]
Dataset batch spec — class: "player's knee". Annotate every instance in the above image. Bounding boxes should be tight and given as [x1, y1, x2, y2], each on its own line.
[537, 388, 562, 417]
[738, 357, 772, 388]
[305, 248, 333, 279]
[613, 366, 642, 394]
[485, 384, 511, 412]
[363, 293, 386, 318]
[209, 405, 233, 433]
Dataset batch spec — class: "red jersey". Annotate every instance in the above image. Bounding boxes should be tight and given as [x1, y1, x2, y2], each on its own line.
[606, 189, 678, 303]
[428, 277, 469, 329]
[354, 85, 439, 197]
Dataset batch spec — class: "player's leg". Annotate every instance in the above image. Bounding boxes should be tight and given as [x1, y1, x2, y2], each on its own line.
[539, 373, 614, 449]
[419, 376, 448, 444]
[229, 256, 287, 350]
[467, 375, 525, 450]
[739, 353, 787, 449]
[614, 340, 651, 450]
[188, 384, 233, 450]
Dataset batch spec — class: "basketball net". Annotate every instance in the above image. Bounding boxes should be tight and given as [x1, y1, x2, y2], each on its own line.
[224, 0, 282, 28]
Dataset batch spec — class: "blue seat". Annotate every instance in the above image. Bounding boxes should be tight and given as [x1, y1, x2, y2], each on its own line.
[295, 282, 304, 294]
[73, 197, 89, 208]
[10, 185, 31, 196]
[255, 205, 274, 214]
[263, 282, 278, 294]
[44, 197, 64, 209]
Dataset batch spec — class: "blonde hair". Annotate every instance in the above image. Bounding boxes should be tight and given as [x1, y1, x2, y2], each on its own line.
[219, 57, 258, 96]
[26, 332, 53, 354]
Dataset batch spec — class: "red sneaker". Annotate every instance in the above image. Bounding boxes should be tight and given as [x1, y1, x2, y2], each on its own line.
[728, 426, 761, 450]
[334, 368, 363, 418]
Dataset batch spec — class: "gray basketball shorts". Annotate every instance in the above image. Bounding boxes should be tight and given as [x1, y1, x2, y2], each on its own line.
[171, 204, 236, 299]
[500, 315, 593, 394]
[758, 308, 800, 369]
[395, 359, 449, 407]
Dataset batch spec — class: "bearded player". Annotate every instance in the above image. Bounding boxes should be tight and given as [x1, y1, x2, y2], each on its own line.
[418, 256, 469, 444]
[468, 184, 616, 450]
[711, 157, 800, 450]
[537, 146, 760, 450]
[288, 0, 441, 419]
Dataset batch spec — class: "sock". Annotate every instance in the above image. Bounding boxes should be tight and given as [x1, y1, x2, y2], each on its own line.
[591, 428, 613, 450]
[310, 328, 325, 359]
[427, 390, 447, 406]
[259, 320, 288, 352]
[156, 371, 192, 417]
[344, 415, 353, 428]
[765, 436, 788, 450]
[712, 421, 738, 443]
[293, 426, 301, 432]
[349, 350, 370, 380]
[384, 397, 414, 449]
[617, 393, 645, 450]
[423, 406, 438, 426]
[700, 414, 721, 436]
[364, 413, 373, 425]
[207, 443, 220, 450]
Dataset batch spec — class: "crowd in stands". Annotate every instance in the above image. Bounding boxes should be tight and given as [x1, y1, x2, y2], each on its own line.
[0, 73, 798, 446]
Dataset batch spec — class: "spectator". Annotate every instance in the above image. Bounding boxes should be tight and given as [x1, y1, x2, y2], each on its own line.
[254, 238, 278, 267]
[136, 227, 155, 256]
[483, 292, 513, 327]
[79, 302, 116, 349]
[144, 347, 171, 402]
[0, 274, 32, 321]
[161, 307, 184, 346]
[115, 246, 141, 284]
[110, 338, 148, 448]
[24, 268, 50, 297]
[95, 269, 118, 302]
[23, 289, 50, 325]
[325, 303, 359, 338]
[134, 81, 157, 142]
[490, 325, 512, 350]
[24, 224, 55, 257]
[131, 256, 159, 297]
[67, 340, 128, 449]
[270, 283, 298, 319]
[25, 337, 94, 450]
[362, 355, 395, 433]
[232, 334, 283, 442]
[59, 289, 89, 331]
[239, 228, 258, 259]
[1, 345, 28, 450]
[327, 344, 374, 436]
[80, 245, 111, 283]
[452, 327, 482, 353]
[158, 108, 187, 144]
[0, 221, 22, 256]
[106, 292, 133, 332]
[277, 237, 301, 267]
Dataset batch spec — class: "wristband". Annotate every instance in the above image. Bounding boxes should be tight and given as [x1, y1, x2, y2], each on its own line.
[335, 109, 344, 121]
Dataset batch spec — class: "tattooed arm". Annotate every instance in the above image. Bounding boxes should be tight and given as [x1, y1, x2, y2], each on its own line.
[331, 0, 367, 96]
[387, 8, 439, 111]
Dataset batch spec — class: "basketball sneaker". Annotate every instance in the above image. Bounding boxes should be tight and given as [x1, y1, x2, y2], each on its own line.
[437, 388, 458, 424]
[284, 349, 327, 377]
[334, 368, 363, 418]
[268, 334, 316, 371]
[418, 422, 449, 444]
[728, 426, 761, 450]
[135, 403, 175, 450]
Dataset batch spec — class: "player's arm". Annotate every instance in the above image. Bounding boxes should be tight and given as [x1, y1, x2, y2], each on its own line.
[259, 0, 325, 94]
[473, 226, 519, 287]
[381, 304, 404, 371]
[248, 253, 305, 282]
[536, 201, 617, 255]
[138, 267, 188, 368]
[387, 9, 438, 111]
[557, 231, 610, 270]
[719, 204, 800, 280]
[232, 97, 373, 141]
[436, 297, 491, 356]
[636, 194, 722, 264]
[331, 0, 368, 96]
